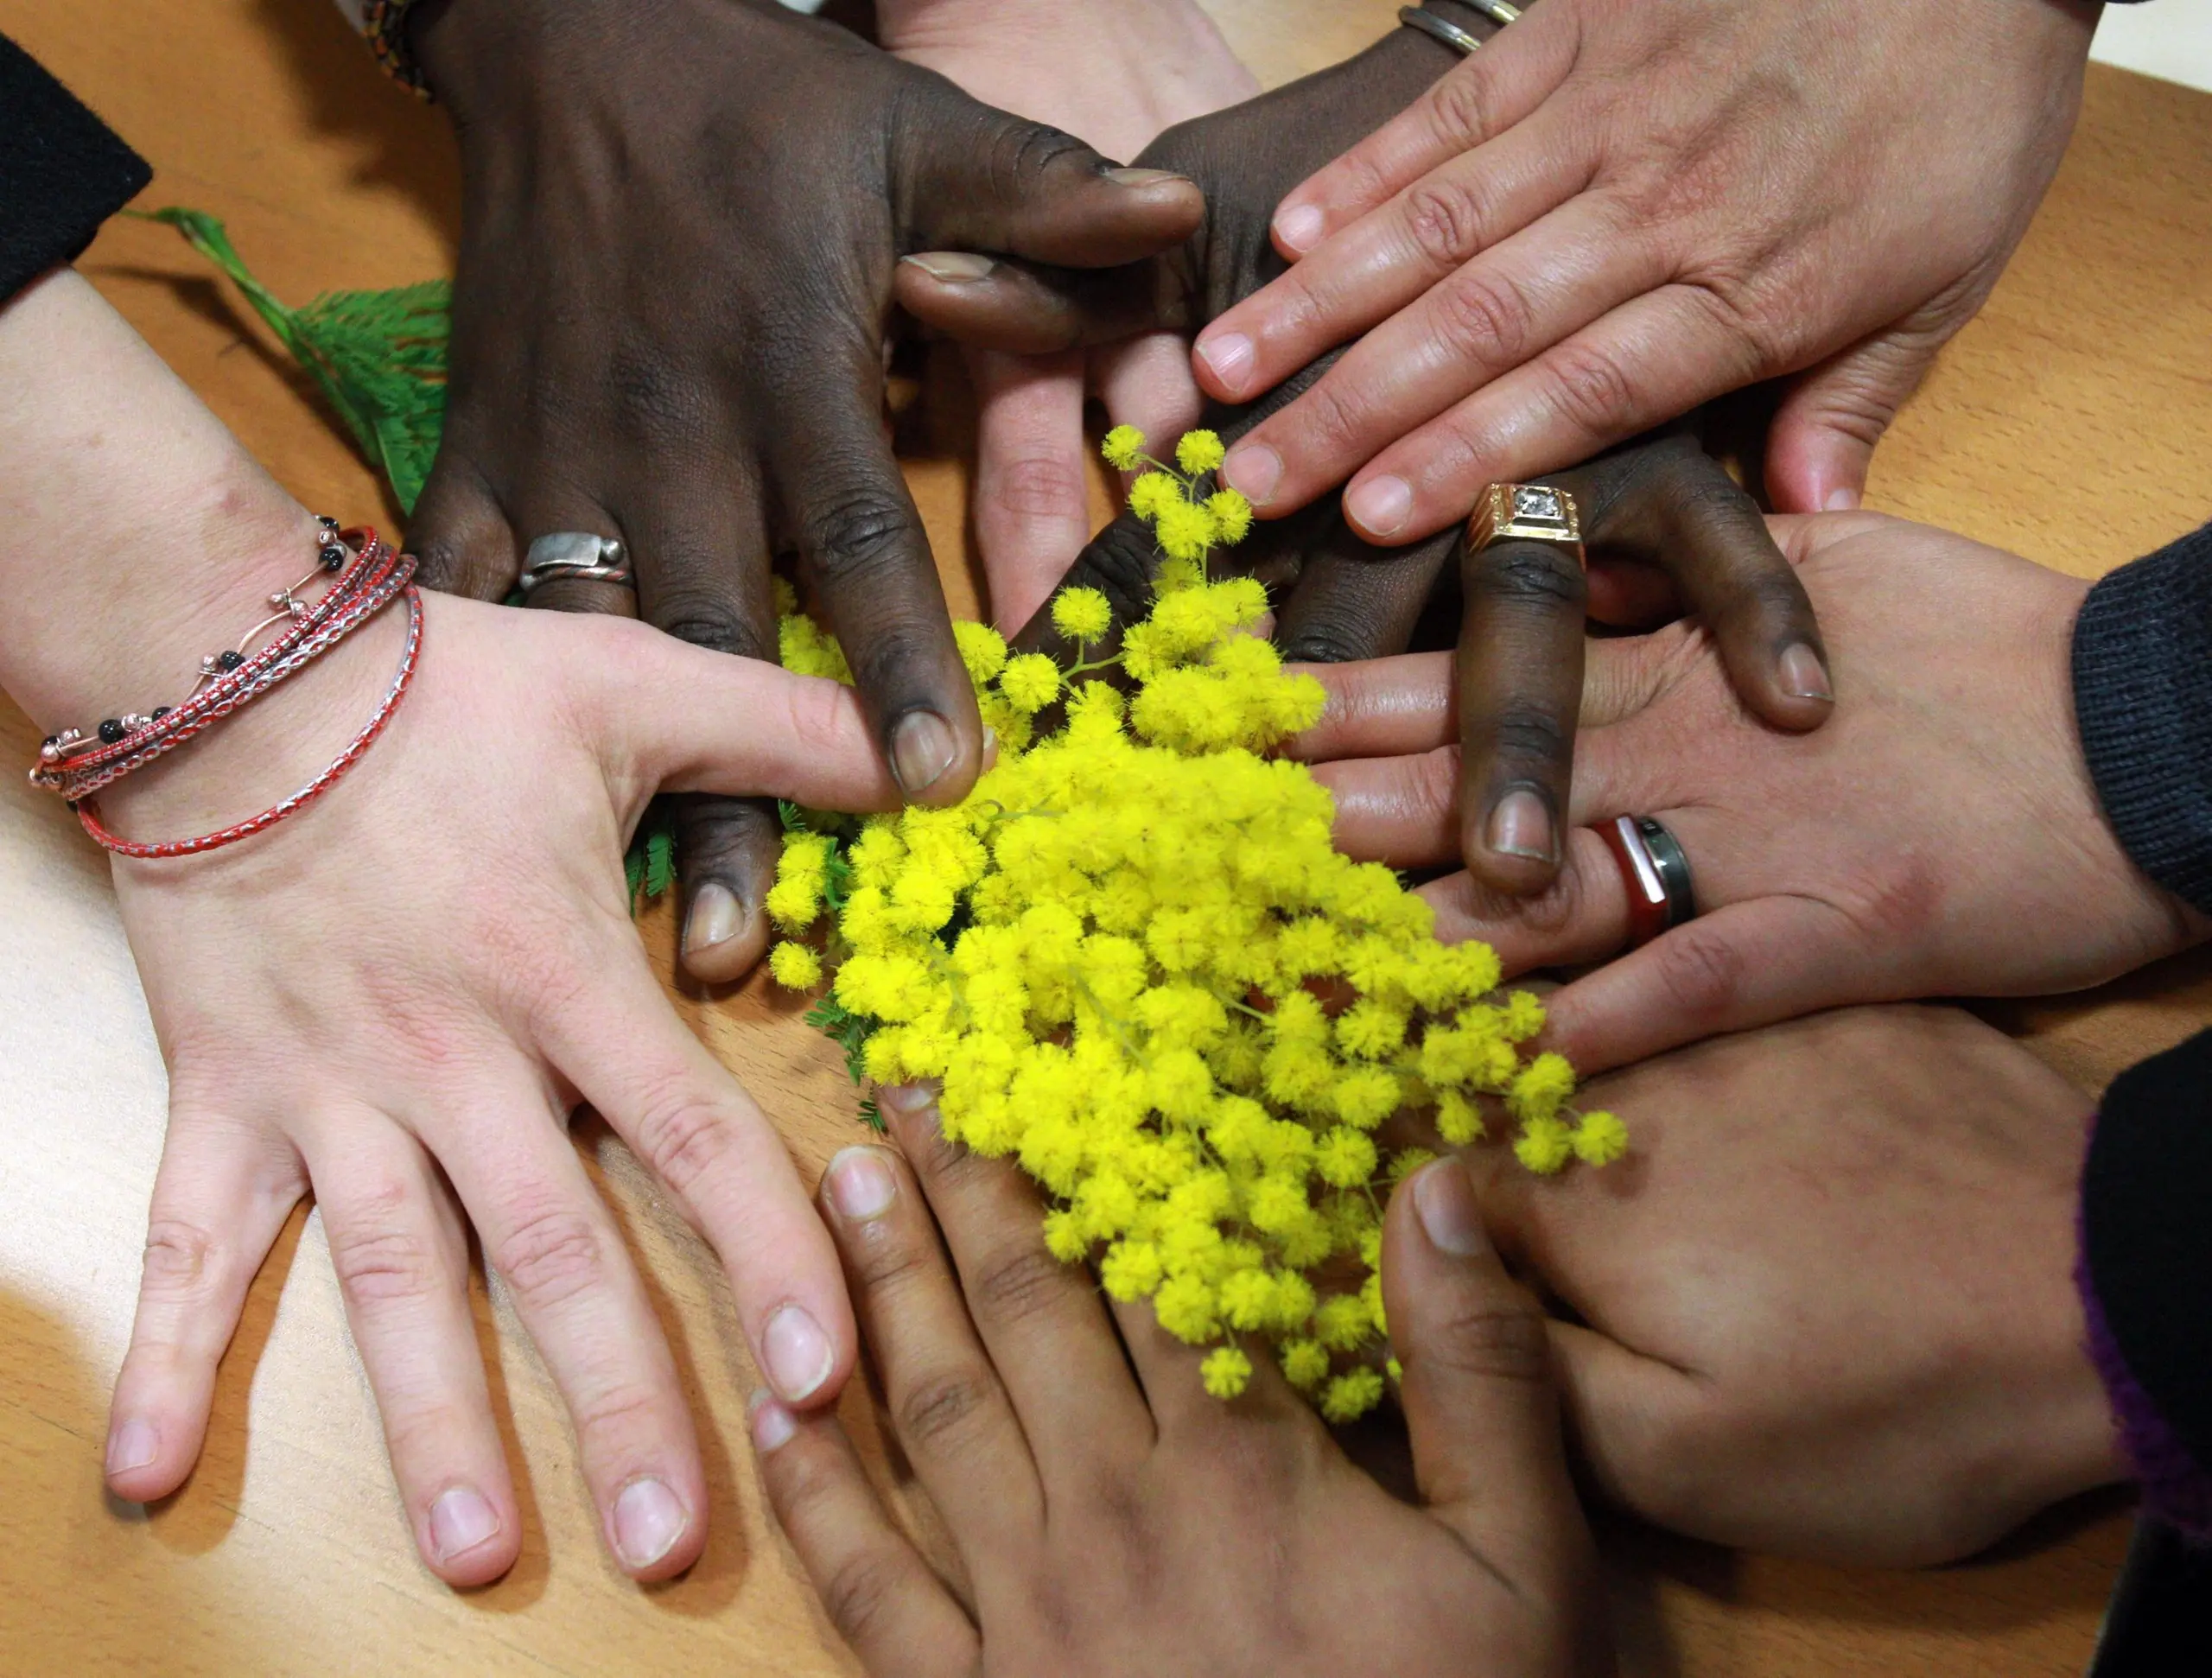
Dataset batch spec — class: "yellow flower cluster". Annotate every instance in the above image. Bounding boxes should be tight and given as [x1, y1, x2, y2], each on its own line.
[771, 429, 1623, 1421]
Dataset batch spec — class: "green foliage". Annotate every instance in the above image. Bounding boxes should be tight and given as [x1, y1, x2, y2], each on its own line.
[137, 209, 449, 512]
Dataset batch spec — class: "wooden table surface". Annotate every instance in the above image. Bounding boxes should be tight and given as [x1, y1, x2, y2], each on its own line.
[3, 3, 2209, 1673]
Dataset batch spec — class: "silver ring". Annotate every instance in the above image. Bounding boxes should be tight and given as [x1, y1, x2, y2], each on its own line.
[1464, 0, 1521, 23]
[1634, 816, 1696, 925]
[520, 531, 633, 594]
[1398, 5, 1484, 54]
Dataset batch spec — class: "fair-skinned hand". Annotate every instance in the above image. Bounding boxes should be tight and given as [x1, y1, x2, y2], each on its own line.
[879, 0, 1258, 633]
[747, 1088, 1613, 1677]
[1195, 0, 2101, 536]
[1295, 512, 2210, 1072]
[0, 269, 907, 1587]
[99, 588, 903, 1587]
[1460, 1005, 2125, 1567]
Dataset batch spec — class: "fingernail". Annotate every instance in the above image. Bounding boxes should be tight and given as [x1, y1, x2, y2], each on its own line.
[1275, 203, 1325, 254]
[877, 1080, 938, 1115]
[1103, 167, 1187, 188]
[106, 1417, 158, 1477]
[1486, 787, 1556, 863]
[1196, 331, 1255, 395]
[429, 1484, 502, 1562]
[1822, 486, 1860, 512]
[982, 725, 1000, 771]
[611, 1476, 688, 1571]
[901, 251, 996, 283]
[762, 1304, 836, 1404]
[891, 710, 957, 797]
[1412, 1158, 1489, 1257]
[683, 882, 741, 955]
[1345, 474, 1413, 537]
[825, 1146, 897, 1223]
[1222, 443, 1282, 506]
[747, 1389, 798, 1455]
[1777, 642, 1834, 703]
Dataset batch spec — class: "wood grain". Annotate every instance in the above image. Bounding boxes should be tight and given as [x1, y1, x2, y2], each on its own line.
[1, 1, 2206, 1672]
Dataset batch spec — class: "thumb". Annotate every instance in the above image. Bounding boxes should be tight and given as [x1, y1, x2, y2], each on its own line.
[584, 619, 904, 813]
[1764, 326, 1943, 514]
[1383, 1156, 1583, 1559]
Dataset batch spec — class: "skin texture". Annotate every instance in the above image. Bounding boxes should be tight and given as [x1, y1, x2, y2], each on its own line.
[748, 1088, 1613, 1677]
[0, 272, 901, 1588]
[404, 0, 1205, 983]
[893, 30, 1827, 889]
[1461, 1005, 2126, 1567]
[879, 0, 1259, 633]
[1196, 0, 2101, 531]
[1296, 512, 2211, 1072]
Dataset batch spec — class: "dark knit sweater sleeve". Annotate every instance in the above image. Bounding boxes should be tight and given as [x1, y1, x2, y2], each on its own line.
[2071, 524, 2212, 918]
[2078, 1029, 2212, 1537]
[0, 34, 150, 306]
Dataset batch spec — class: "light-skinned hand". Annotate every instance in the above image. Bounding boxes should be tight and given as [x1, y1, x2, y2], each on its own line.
[1296, 512, 2209, 1072]
[1195, 0, 2101, 535]
[748, 1087, 1613, 1676]
[1462, 1005, 2125, 1566]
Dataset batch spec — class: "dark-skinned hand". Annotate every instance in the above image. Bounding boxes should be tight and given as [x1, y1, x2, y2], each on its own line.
[748, 1084, 1613, 1677]
[893, 3, 1827, 897]
[404, 0, 1203, 980]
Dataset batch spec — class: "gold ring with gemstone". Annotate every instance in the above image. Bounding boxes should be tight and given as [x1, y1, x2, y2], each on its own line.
[1465, 482, 1584, 566]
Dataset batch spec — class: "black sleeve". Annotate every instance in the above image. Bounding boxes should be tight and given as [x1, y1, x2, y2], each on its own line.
[2081, 1029, 2212, 1509]
[2071, 523, 2212, 918]
[0, 34, 151, 306]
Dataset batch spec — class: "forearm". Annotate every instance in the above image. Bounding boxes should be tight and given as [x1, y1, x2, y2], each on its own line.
[0, 270, 315, 731]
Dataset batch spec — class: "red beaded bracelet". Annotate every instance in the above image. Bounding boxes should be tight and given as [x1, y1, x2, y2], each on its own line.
[75, 575, 424, 861]
[32, 522, 397, 798]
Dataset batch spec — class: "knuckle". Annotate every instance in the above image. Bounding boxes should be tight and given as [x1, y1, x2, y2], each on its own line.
[1474, 543, 1586, 612]
[804, 490, 922, 584]
[1486, 699, 1571, 772]
[1401, 177, 1490, 270]
[629, 1086, 741, 1204]
[139, 1219, 223, 1300]
[652, 592, 774, 662]
[1540, 342, 1641, 442]
[1649, 925, 1748, 1024]
[1275, 618, 1375, 666]
[818, 1548, 910, 1649]
[328, 1217, 442, 1309]
[1431, 270, 1535, 366]
[1425, 63, 1499, 153]
[987, 451, 1090, 523]
[1414, 1295, 1552, 1387]
[490, 1205, 607, 1314]
[965, 1243, 1072, 1331]
[1057, 524, 1156, 634]
[893, 1366, 998, 1457]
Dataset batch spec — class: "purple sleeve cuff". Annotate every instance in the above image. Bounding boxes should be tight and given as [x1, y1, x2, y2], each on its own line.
[2078, 1131, 2212, 1540]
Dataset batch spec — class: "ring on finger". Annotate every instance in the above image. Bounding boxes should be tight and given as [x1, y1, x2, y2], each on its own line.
[520, 532, 634, 594]
[1597, 814, 1697, 949]
[1466, 482, 1584, 567]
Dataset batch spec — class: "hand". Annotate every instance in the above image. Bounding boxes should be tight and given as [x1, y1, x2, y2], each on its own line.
[1193, 0, 2101, 532]
[99, 590, 904, 1586]
[404, 0, 1202, 982]
[893, 32, 1829, 869]
[747, 1090, 1611, 1676]
[879, 0, 1258, 632]
[1462, 1006, 2124, 1566]
[1299, 512, 2211, 1071]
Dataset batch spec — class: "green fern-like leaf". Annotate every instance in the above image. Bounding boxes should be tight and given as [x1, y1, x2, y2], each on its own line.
[137, 207, 450, 513]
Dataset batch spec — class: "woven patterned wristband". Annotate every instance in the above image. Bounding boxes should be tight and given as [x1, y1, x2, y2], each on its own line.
[361, 0, 432, 98]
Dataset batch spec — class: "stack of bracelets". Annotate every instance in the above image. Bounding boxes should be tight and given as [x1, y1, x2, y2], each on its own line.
[27, 517, 423, 859]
